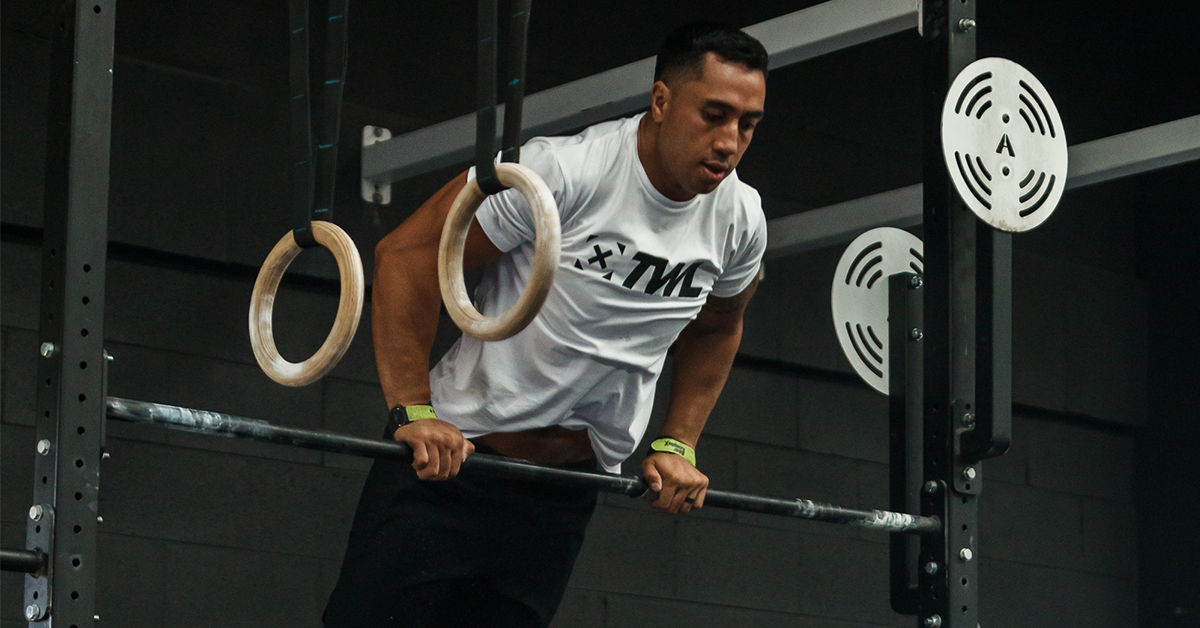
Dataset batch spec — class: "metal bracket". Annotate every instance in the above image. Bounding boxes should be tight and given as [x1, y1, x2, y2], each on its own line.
[361, 126, 392, 205]
[889, 272, 924, 615]
[25, 504, 54, 622]
[952, 400, 982, 496]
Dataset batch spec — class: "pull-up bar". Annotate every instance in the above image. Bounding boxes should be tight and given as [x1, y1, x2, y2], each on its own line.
[104, 397, 941, 535]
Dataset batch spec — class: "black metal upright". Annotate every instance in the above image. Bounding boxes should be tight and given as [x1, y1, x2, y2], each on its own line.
[917, 1, 1010, 627]
[27, 0, 116, 624]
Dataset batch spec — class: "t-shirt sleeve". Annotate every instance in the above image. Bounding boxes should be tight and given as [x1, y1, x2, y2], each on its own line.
[709, 203, 767, 298]
[470, 139, 568, 253]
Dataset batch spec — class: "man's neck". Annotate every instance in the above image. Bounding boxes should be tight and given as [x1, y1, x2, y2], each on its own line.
[637, 114, 694, 202]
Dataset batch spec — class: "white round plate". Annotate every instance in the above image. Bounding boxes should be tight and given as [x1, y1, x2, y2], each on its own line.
[832, 227, 924, 395]
[942, 57, 1068, 232]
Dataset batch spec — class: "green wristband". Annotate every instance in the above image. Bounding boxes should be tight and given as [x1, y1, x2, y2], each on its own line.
[649, 437, 697, 467]
[404, 405, 437, 421]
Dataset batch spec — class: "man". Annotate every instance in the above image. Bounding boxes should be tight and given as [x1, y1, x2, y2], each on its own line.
[325, 23, 768, 628]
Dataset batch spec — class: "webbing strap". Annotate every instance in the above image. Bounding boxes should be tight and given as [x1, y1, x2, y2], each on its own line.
[288, 0, 317, 248]
[500, 0, 530, 165]
[289, 0, 350, 249]
[474, 0, 532, 195]
[314, 0, 349, 224]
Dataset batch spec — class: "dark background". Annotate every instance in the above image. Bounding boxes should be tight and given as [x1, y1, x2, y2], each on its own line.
[2, 0, 1197, 626]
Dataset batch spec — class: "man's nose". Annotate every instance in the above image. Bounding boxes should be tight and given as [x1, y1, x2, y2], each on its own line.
[713, 120, 739, 157]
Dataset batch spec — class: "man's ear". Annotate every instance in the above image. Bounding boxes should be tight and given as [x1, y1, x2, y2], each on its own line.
[649, 80, 670, 123]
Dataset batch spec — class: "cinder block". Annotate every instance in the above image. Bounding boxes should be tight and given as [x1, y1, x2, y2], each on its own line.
[795, 535, 900, 626]
[322, 376, 388, 437]
[0, 33, 49, 228]
[1, 523, 28, 624]
[673, 518, 804, 614]
[980, 416, 1031, 485]
[549, 588, 607, 628]
[2, 326, 38, 427]
[1, 243, 42, 331]
[741, 249, 855, 374]
[568, 505, 677, 597]
[795, 378, 889, 463]
[317, 556, 346, 614]
[98, 532, 329, 628]
[1021, 418, 1134, 501]
[1012, 251, 1068, 412]
[705, 368, 798, 448]
[1080, 498, 1137, 578]
[1, 424, 35, 524]
[109, 58, 276, 265]
[1061, 265, 1147, 426]
[321, 376, 389, 471]
[979, 558, 1136, 628]
[733, 442, 859, 538]
[98, 438, 364, 561]
[104, 342, 324, 464]
[603, 591, 901, 628]
[104, 259, 257, 366]
[103, 260, 378, 384]
[977, 481, 1084, 571]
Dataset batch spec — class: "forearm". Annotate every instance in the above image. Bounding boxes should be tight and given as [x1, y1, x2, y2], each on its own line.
[372, 242, 443, 408]
[372, 172, 502, 408]
[661, 318, 743, 447]
[372, 173, 467, 408]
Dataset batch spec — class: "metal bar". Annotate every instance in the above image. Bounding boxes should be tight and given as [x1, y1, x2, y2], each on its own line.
[105, 397, 941, 535]
[1, 549, 44, 575]
[962, 224, 1012, 461]
[765, 184, 922, 259]
[29, 0, 116, 624]
[1065, 113, 1200, 188]
[361, 0, 917, 184]
[919, 1, 978, 626]
[764, 114, 1200, 258]
[889, 273, 924, 615]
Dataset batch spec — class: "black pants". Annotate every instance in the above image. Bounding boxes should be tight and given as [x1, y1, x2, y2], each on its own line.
[323, 439, 599, 628]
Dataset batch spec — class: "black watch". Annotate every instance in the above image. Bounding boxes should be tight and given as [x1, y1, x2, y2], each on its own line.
[385, 404, 438, 436]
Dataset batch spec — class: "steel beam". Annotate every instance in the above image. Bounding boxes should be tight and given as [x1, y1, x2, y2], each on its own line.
[28, 0, 115, 625]
[361, 0, 917, 184]
[764, 113, 1200, 258]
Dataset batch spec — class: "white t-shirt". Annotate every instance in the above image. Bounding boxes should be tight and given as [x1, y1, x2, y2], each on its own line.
[430, 113, 766, 472]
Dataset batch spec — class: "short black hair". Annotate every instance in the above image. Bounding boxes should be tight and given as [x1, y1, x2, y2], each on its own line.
[654, 22, 769, 84]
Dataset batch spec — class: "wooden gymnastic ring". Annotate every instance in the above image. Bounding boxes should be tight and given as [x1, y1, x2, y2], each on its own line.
[439, 162, 560, 341]
[249, 221, 365, 386]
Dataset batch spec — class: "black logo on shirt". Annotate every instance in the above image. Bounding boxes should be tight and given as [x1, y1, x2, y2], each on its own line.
[572, 235, 703, 298]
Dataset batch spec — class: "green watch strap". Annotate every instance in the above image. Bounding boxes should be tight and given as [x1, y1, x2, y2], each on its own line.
[649, 437, 696, 467]
[404, 405, 437, 421]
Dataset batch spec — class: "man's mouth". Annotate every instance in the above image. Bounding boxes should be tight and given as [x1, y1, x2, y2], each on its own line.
[702, 162, 729, 181]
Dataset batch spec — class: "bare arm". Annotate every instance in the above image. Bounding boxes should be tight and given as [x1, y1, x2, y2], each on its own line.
[642, 275, 760, 513]
[372, 172, 502, 407]
[372, 171, 502, 479]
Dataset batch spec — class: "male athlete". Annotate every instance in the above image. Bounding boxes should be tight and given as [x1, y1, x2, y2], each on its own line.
[325, 23, 768, 628]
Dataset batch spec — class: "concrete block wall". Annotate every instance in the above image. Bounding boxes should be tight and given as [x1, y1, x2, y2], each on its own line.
[2, 235, 1140, 628]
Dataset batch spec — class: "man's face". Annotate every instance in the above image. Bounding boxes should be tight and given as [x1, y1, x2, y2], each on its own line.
[652, 52, 766, 200]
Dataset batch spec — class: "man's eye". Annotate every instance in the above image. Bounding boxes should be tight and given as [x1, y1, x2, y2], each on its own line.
[702, 111, 723, 123]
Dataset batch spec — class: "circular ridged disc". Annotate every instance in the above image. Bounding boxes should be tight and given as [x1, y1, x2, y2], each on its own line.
[942, 57, 1068, 232]
[831, 228, 924, 395]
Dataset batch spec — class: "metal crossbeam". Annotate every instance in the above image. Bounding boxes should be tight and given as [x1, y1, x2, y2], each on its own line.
[361, 0, 917, 185]
[105, 397, 942, 534]
[764, 113, 1200, 258]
